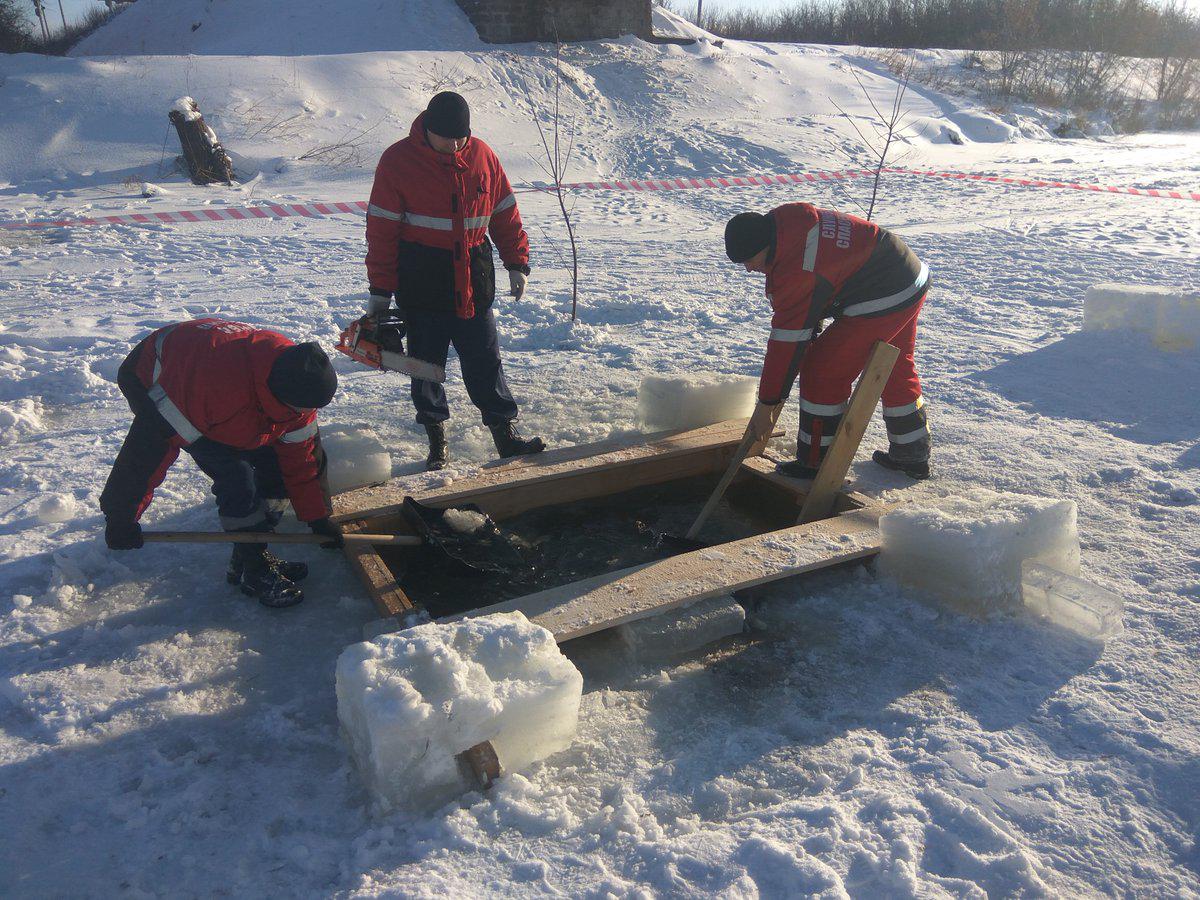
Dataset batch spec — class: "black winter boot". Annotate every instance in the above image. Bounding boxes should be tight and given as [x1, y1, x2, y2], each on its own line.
[226, 548, 309, 585]
[777, 460, 820, 479]
[232, 544, 304, 608]
[872, 450, 930, 480]
[424, 422, 449, 471]
[489, 421, 545, 459]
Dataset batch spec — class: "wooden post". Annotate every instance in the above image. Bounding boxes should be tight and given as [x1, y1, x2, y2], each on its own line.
[797, 340, 900, 524]
[169, 98, 235, 186]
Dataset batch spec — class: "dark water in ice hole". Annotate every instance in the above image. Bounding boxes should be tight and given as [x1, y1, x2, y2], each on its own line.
[382, 477, 781, 618]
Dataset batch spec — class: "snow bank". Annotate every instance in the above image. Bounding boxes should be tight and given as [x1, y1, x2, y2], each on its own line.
[319, 425, 391, 495]
[335, 612, 583, 814]
[1084, 283, 1200, 352]
[637, 373, 757, 433]
[878, 489, 1080, 615]
[617, 594, 745, 665]
[0, 398, 43, 445]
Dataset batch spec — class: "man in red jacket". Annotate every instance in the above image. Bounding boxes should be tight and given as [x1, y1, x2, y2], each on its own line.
[99, 318, 343, 607]
[726, 203, 932, 479]
[364, 91, 544, 471]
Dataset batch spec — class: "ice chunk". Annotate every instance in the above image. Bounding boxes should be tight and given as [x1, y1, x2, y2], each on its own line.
[617, 593, 745, 665]
[637, 373, 757, 432]
[878, 489, 1080, 615]
[37, 494, 77, 524]
[1084, 283, 1200, 352]
[1021, 560, 1123, 640]
[320, 424, 392, 495]
[336, 612, 582, 815]
[441, 508, 487, 534]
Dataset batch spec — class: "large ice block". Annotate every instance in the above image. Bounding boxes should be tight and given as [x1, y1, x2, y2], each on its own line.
[1084, 283, 1200, 352]
[1021, 560, 1123, 640]
[336, 612, 583, 814]
[637, 373, 757, 432]
[320, 424, 392, 495]
[617, 593, 746, 665]
[878, 489, 1080, 615]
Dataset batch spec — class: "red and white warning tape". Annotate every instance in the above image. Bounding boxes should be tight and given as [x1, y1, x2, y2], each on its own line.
[1, 166, 1195, 230]
[0, 200, 368, 230]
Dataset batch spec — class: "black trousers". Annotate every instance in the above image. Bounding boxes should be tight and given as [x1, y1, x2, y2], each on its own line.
[404, 306, 518, 427]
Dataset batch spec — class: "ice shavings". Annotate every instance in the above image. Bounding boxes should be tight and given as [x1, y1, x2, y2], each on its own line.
[637, 373, 757, 433]
[879, 489, 1080, 615]
[335, 612, 582, 814]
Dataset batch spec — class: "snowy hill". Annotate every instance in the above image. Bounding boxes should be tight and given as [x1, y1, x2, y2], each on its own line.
[1, 0, 1199, 896]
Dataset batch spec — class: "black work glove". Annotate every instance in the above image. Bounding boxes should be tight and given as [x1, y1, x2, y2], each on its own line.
[308, 517, 344, 550]
[105, 519, 144, 550]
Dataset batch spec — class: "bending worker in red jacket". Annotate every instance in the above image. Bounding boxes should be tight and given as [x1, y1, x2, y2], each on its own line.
[726, 203, 932, 479]
[99, 318, 343, 608]
[364, 91, 544, 471]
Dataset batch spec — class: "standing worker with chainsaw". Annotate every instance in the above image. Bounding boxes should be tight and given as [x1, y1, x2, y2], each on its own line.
[363, 91, 544, 471]
[726, 203, 933, 479]
[99, 318, 344, 608]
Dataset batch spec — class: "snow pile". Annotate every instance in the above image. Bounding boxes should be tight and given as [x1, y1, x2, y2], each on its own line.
[335, 612, 583, 814]
[319, 425, 391, 495]
[0, 398, 43, 445]
[1084, 283, 1200, 352]
[878, 489, 1080, 615]
[637, 373, 757, 433]
[36, 493, 77, 524]
[618, 594, 745, 665]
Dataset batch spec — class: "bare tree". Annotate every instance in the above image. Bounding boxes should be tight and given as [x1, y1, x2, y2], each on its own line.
[527, 37, 581, 321]
[831, 57, 917, 221]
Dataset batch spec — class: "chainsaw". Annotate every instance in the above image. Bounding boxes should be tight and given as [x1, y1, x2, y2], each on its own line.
[335, 313, 446, 383]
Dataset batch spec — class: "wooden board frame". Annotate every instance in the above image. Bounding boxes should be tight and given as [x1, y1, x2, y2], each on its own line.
[334, 419, 885, 634]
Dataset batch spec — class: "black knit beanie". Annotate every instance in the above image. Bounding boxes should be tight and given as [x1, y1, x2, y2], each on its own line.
[425, 91, 471, 139]
[724, 212, 774, 262]
[267, 342, 338, 410]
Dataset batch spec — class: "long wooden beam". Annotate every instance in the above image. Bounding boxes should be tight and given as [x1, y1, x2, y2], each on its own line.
[333, 419, 752, 526]
[446, 505, 888, 643]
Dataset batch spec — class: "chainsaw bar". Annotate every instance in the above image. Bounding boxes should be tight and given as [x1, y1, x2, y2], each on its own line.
[336, 316, 446, 383]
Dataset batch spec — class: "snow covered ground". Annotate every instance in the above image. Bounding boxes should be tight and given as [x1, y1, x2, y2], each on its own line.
[1, 1, 1198, 896]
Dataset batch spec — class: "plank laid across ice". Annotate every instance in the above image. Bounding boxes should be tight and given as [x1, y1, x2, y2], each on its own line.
[1083, 283, 1200, 351]
[452, 507, 885, 642]
[332, 418, 748, 521]
[878, 489, 1080, 616]
[335, 612, 582, 815]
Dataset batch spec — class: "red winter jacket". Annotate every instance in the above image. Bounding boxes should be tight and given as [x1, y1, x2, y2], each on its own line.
[758, 203, 928, 403]
[128, 319, 330, 522]
[366, 112, 530, 319]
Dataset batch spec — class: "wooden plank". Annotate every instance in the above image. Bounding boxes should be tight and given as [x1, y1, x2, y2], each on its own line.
[333, 419, 751, 525]
[447, 505, 887, 643]
[737, 455, 871, 512]
[797, 341, 900, 524]
[339, 519, 418, 618]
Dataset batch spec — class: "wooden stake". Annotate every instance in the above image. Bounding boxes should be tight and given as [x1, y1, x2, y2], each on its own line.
[797, 340, 900, 524]
[684, 412, 782, 541]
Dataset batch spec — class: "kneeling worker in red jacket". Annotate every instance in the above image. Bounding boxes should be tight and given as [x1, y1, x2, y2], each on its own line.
[99, 318, 343, 607]
[727, 203, 932, 479]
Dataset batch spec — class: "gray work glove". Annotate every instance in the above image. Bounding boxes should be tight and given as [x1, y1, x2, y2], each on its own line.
[365, 288, 392, 316]
[508, 270, 528, 301]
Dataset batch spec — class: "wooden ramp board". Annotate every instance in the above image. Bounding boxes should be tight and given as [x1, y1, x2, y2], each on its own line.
[446, 505, 887, 643]
[332, 418, 751, 526]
